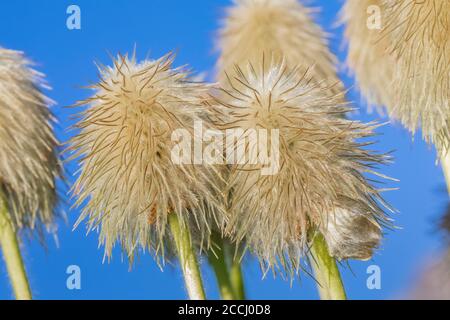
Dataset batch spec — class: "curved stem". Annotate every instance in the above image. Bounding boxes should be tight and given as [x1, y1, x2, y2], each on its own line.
[441, 151, 450, 195]
[310, 233, 346, 300]
[168, 214, 206, 300]
[0, 199, 32, 300]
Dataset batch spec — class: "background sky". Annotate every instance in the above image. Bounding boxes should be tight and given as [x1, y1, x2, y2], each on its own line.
[0, 0, 448, 300]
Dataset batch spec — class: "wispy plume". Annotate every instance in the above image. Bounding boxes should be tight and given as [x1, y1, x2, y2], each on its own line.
[342, 0, 395, 110]
[217, 0, 341, 93]
[382, 0, 450, 152]
[0, 47, 61, 234]
[344, 0, 450, 152]
[69, 53, 222, 261]
[210, 59, 391, 275]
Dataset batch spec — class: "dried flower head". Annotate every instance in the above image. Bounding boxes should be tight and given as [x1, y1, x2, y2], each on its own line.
[69, 53, 222, 260]
[342, 0, 395, 110]
[0, 47, 60, 233]
[382, 0, 450, 152]
[217, 0, 341, 93]
[210, 58, 391, 275]
[344, 0, 450, 152]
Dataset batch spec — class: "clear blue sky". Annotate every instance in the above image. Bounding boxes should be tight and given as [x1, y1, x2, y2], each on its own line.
[0, 0, 447, 299]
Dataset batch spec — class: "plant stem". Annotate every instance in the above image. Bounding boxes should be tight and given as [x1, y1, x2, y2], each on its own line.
[225, 243, 246, 300]
[207, 239, 235, 300]
[0, 199, 32, 300]
[441, 152, 450, 195]
[310, 233, 346, 300]
[207, 233, 246, 300]
[168, 214, 206, 300]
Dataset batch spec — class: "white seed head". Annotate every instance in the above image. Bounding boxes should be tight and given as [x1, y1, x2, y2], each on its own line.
[382, 0, 450, 152]
[342, 0, 395, 110]
[211, 59, 391, 275]
[0, 48, 60, 233]
[217, 0, 341, 93]
[344, 0, 450, 152]
[70, 53, 222, 260]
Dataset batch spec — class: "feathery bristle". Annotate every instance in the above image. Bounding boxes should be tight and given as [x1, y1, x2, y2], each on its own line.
[210, 59, 391, 275]
[69, 53, 222, 260]
[382, 0, 450, 152]
[217, 0, 341, 93]
[0, 47, 60, 233]
[342, 0, 395, 110]
[344, 0, 450, 152]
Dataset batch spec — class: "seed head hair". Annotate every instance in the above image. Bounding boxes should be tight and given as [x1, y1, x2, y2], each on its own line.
[210, 58, 392, 275]
[382, 0, 450, 153]
[342, 0, 395, 110]
[217, 0, 341, 93]
[343, 0, 450, 152]
[69, 52, 222, 261]
[0, 48, 61, 234]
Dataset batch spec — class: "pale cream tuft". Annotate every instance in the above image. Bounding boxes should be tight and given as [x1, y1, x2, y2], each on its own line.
[0, 47, 60, 233]
[344, 0, 450, 152]
[217, 0, 341, 93]
[342, 0, 395, 110]
[69, 53, 222, 260]
[210, 59, 391, 275]
[382, 0, 450, 152]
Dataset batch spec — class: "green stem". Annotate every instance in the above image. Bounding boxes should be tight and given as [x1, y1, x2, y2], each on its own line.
[207, 233, 246, 300]
[310, 233, 346, 300]
[0, 199, 32, 300]
[225, 243, 245, 300]
[207, 239, 235, 300]
[168, 214, 206, 300]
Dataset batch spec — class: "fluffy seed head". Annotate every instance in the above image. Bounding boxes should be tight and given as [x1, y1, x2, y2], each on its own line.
[217, 0, 341, 93]
[0, 48, 60, 233]
[70, 53, 221, 260]
[211, 59, 391, 274]
[382, 0, 450, 152]
[342, 0, 395, 110]
[344, 0, 450, 152]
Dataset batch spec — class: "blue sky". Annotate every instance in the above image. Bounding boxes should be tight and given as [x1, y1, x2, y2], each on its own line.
[0, 0, 447, 299]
